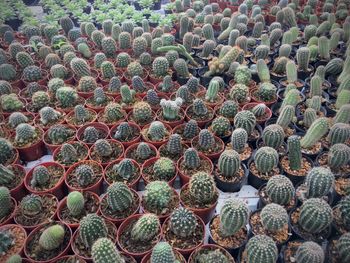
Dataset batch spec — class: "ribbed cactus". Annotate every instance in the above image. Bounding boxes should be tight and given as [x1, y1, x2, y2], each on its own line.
[113, 159, 136, 181]
[131, 213, 160, 242]
[76, 164, 94, 187]
[47, 124, 75, 145]
[231, 128, 248, 153]
[328, 123, 350, 146]
[144, 181, 173, 213]
[0, 64, 16, 81]
[211, 116, 231, 137]
[318, 36, 330, 60]
[246, 235, 278, 263]
[127, 61, 143, 78]
[0, 165, 16, 186]
[83, 126, 100, 144]
[147, 121, 167, 142]
[276, 105, 295, 129]
[305, 167, 334, 198]
[218, 150, 241, 178]
[30, 165, 50, 188]
[136, 143, 153, 161]
[5, 254, 22, 263]
[189, 172, 217, 205]
[334, 104, 350, 124]
[67, 191, 85, 217]
[39, 224, 65, 250]
[295, 241, 325, 263]
[107, 182, 133, 212]
[287, 135, 302, 171]
[166, 134, 183, 156]
[14, 123, 38, 146]
[198, 129, 215, 152]
[219, 198, 249, 237]
[262, 124, 285, 149]
[79, 213, 108, 248]
[150, 242, 177, 263]
[205, 46, 242, 76]
[100, 61, 116, 80]
[153, 157, 176, 181]
[336, 233, 350, 263]
[0, 186, 11, 220]
[328, 143, 350, 170]
[152, 57, 170, 78]
[234, 110, 256, 135]
[91, 238, 124, 263]
[60, 16, 74, 35]
[170, 207, 197, 237]
[94, 139, 113, 158]
[70, 58, 91, 78]
[261, 203, 289, 232]
[56, 86, 78, 109]
[266, 175, 295, 205]
[218, 100, 238, 119]
[101, 37, 117, 58]
[16, 51, 34, 68]
[254, 147, 279, 174]
[298, 198, 332, 234]
[22, 65, 42, 82]
[19, 194, 42, 217]
[183, 148, 200, 170]
[0, 138, 15, 165]
[300, 117, 329, 148]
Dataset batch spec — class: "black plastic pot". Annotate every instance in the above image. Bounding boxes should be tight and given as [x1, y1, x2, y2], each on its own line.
[214, 164, 248, 193]
[198, 67, 214, 87]
[281, 154, 313, 186]
[208, 215, 248, 259]
[5, 19, 23, 31]
[297, 65, 314, 81]
[23, 0, 37, 5]
[247, 158, 281, 190]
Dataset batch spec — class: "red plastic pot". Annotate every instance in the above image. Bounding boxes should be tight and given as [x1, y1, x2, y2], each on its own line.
[0, 224, 27, 262]
[24, 162, 65, 199]
[162, 215, 205, 258]
[8, 164, 27, 200]
[197, 90, 225, 109]
[57, 191, 100, 230]
[43, 124, 77, 154]
[156, 108, 186, 128]
[52, 141, 90, 170]
[191, 135, 225, 160]
[13, 128, 45, 162]
[103, 158, 141, 190]
[177, 153, 214, 185]
[97, 109, 127, 129]
[250, 88, 278, 107]
[185, 105, 214, 128]
[88, 139, 124, 167]
[85, 94, 115, 113]
[77, 122, 110, 147]
[180, 183, 218, 225]
[24, 222, 72, 263]
[141, 157, 178, 186]
[242, 102, 272, 125]
[64, 160, 104, 194]
[124, 142, 159, 165]
[109, 122, 141, 149]
[141, 123, 172, 148]
[117, 214, 162, 261]
[64, 108, 98, 128]
[0, 197, 17, 226]
[99, 188, 140, 226]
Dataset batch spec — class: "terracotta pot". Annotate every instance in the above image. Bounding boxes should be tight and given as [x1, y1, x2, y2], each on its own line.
[64, 108, 98, 128]
[177, 153, 214, 185]
[242, 102, 273, 125]
[180, 183, 218, 224]
[103, 158, 141, 190]
[57, 191, 100, 230]
[64, 160, 104, 194]
[117, 214, 162, 261]
[124, 142, 159, 165]
[191, 135, 225, 160]
[185, 105, 215, 128]
[250, 88, 278, 107]
[188, 244, 235, 263]
[141, 123, 172, 148]
[99, 188, 140, 227]
[109, 122, 141, 148]
[0, 197, 17, 226]
[85, 95, 115, 113]
[156, 108, 186, 128]
[89, 139, 124, 167]
[43, 124, 77, 153]
[77, 122, 110, 147]
[141, 157, 178, 186]
[7, 164, 27, 200]
[52, 141, 90, 170]
[24, 162, 65, 199]
[0, 224, 27, 262]
[24, 222, 72, 263]
[162, 215, 205, 258]
[13, 128, 46, 162]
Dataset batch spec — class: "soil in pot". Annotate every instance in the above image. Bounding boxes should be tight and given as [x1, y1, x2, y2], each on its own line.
[295, 183, 332, 204]
[142, 189, 179, 217]
[110, 123, 140, 143]
[209, 215, 247, 251]
[56, 255, 87, 263]
[159, 143, 188, 161]
[259, 185, 296, 212]
[58, 192, 99, 226]
[162, 216, 204, 251]
[12, 127, 43, 149]
[317, 152, 350, 177]
[334, 177, 350, 200]
[14, 194, 57, 228]
[119, 217, 160, 254]
[257, 140, 287, 156]
[90, 140, 124, 164]
[192, 136, 224, 158]
[180, 183, 218, 211]
[250, 210, 290, 245]
[226, 143, 252, 162]
[0, 224, 26, 262]
[283, 240, 304, 263]
[125, 144, 158, 164]
[332, 205, 350, 234]
[53, 142, 89, 167]
[1, 164, 25, 191]
[25, 222, 71, 262]
[104, 159, 141, 186]
[214, 165, 246, 190]
[100, 190, 140, 221]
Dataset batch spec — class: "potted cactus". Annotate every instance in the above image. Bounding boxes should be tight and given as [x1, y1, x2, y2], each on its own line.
[104, 156, 140, 186]
[43, 124, 76, 153]
[65, 105, 97, 128]
[240, 235, 279, 263]
[53, 142, 89, 169]
[192, 129, 224, 160]
[185, 99, 214, 128]
[162, 207, 205, 257]
[55, 86, 84, 113]
[110, 121, 141, 148]
[117, 213, 162, 260]
[99, 182, 140, 226]
[188, 244, 235, 263]
[0, 186, 17, 226]
[24, 162, 66, 199]
[24, 222, 72, 262]
[141, 241, 186, 263]
[0, 94, 26, 116]
[0, 138, 19, 166]
[13, 193, 58, 231]
[197, 79, 225, 108]
[158, 133, 189, 160]
[157, 97, 185, 128]
[332, 195, 350, 234]
[77, 122, 110, 146]
[141, 121, 172, 148]
[57, 191, 100, 229]
[141, 157, 178, 186]
[86, 87, 114, 113]
[97, 102, 127, 128]
[0, 224, 27, 262]
[128, 101, 155, 128]
[35, 106, 65, 131]
[89, 139, 124, 167]
[0, 164, 26, 200]
[124, 142, 159, 165]
[327, 233, 350, 263]
[180, 172, 219, 224]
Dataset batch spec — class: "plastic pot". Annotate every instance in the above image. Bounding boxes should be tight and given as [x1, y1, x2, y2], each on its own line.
[43, 124, 77, 154]
[77, 122, 110, 147]
[156, 108, 186, 128]
[109, 121, 141, 149]
[141, 123, 172, 148]
[141, 157, 178, 187]
[52, 141, 90, 170]
[214, 164, 248, 193]
[88, 139, 125, 167]
[0, 197, 17, 226]
[191, 135, 225, 160]
[0, 224, 27, 262]
[242, 102, 272, 125]
[14, 129, 46, 162]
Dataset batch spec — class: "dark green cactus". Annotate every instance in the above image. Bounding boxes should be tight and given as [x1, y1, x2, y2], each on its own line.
[107, 182, 134, 212]
[300, 117, 329, 148]
[79, 214, 108, 248]
[91, 237, 124, 263]
[234, 110, 256, 136]
[262, 124, 285, 149]
[254, 147, 279, 174]
[130, 213, 160, 242]
[305, 167, 334, 198]
[170, 207, 197, 238]
[295, 241, 325, 263]
[245, 235, 278, 263]
[266, 175, 295, 205]
[189, 172, 217, 205]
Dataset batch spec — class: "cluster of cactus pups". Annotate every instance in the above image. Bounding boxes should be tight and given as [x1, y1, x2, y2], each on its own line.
[1, 1, 350, 262]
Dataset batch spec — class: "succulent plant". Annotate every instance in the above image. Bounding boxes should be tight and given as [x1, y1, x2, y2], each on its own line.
[91, 238, 125, 263]
[234, 110, 256, 135]
[305, 167, 334, 198]
[47, 124, 75, 145]
[245, 235, 278, 263]
[254, 147, 279, 174]
[67, 191, 85, 217]
[144, 181, 173, 213]
[150, 242, 177, 263]
[170, 207, 197, 238]
[56, 86, 78, 109]
[39, 106, 62, 126]
[14, 123, 38, 146]
[328, 143, 350, 170]
[39, 224, 65, 250]
[217, 150, 241, 178]
[30, 165, 50, 188]
[295, 241, 325, 263]
[336, 233, 350, 263]
[76, 164, 94, 187]
[153, 157, 176, 181]
[106, 182, 134, 213]
[189, 172, 217, 205]
[19, 194, 42, 217]
[266, 175, 295, 205]
[0, 138, 15, 165]
[0, 186, 11, 220]
[300, 117, 329, 148]
[1, 94, 24, 112]
[147, 121, 167, 142]
[112, 159, 136, 181]
[261, 203, 289, 232]
[131, 213, 160, 242]
[79, 214, 108, 248]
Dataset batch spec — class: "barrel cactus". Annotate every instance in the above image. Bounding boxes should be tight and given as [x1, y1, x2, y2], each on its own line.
[79, 213, 108, 248]
[170, 207, 197, 238]
[305, 167, 334, 198]
[295, 241, 325, 263]
[217, 150, 241, 178]
[254, 147, 279, 174]
[188, 172, 217, 205]
[266, 175, 295, 205]
[91, 238, 124, 263]
[245, 235, 278, 263]
[261, 203, 289, 232]
[130, 213, 160, 242]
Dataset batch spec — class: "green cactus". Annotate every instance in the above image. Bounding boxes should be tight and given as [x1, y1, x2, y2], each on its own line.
[131, 213, 160, 242]
[22, 65, 42, 82]
[14, 123, 38, 146]
[91, 238, 124, 263]
[19, 194, 42, 217]
[334, 104, 350, 124]
[76, 164, 94, 187]
[234, 110, 256, 135]
[0, 186, 11, 220]
[318, 36, 330, 60]
[112, 158, 136, 181]
[336, 233, 350, 263]
[217, 150, 241, 178]
[0, 81, 12, 96]
[266, 175, 295, 205]
[144, 181, 173, 213]
[234, 65, 252, 85]
[189, 172, 217, 205]
[306, 167, 334, 198]
[261, 203, 289, 232]
[219, 198, 249, 237]
[295, 241, 325, 263]
[153, 157, 176, 181]
[66, 191, 85, 217]
[281, 89, 301, 108]
[70, 58, 91, 78]
[170, 207, 197, 238]
[0, 138, 15, 165]
[165, 134, 183, 156]
[39, 224, 65, 250]
[231, 128, 248, 153]
[79, 214, 108, 248]
[300, 117, 329, 148]
[56, 86, 78, 109]
[127, 62, 143, 78]
[328, 143, 350, 170]
[287, 135, 302, 170]
[118, 32, 131, 50]
[136, 143, 153, 161]
[47, 124, 75, 145]
[60, 16, 74, 35]
[147, 121, 167, 142]
[101, 37, 117, 58]
[30, 165, 50, 188]
[107, 182, 134, 213]
[245, 235, 278, 263]
[328, 123, 350, 146]
[6, 255, 22, 263]
[298, 198, 332, 234]
[198, 129, 215, 152]
[218, 100, 238, 119]
[254, 147, 279, 174]
[276, 105, 295, 129]
[183, 148, 200, 170]
[262, 124, 285, 149]
[150, 242, 177, 263]
[94, 53, 107, 69]
[131, 101, 152, 125]
[16, 51, 34, 68]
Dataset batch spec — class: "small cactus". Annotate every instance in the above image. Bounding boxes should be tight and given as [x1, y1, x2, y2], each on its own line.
[295, 241, 325, 263]
[170, 207, 197, 238]
[153, 158, 176, 181]
[39, 224, 65, 250]
[266, 175, 295, 205]
[131, 214, 160, 242]
[147, 121, 167, 142]
[143, 181, 173, 214]
[261, 203, 289, 232]
[30, 165, 50, 188]
[336, 233, 350, 263]
[91, 238, 124, 263]
[150, 242, 177, 263]
[76, 164, 94, 188]
[67, 191, 85, 217]
[254, 147, 279, 174]
[189, 172, 217, 205]
[234, 110, 256, 135]
[106, 182, 134, 213]
[305, 167, 334, 198]
[79, 213, 108, 248]
[217, 150, 241, 178]
[245, 235, 278, 263]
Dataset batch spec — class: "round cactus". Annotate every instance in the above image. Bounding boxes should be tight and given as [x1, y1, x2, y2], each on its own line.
[153, 157, 176, 181]
[19, 194, 42, 217]
[147, 121, 167, 142]
[254, 147, 279, 174]
[67, 191, 85, 217]
[76, 164, 94, 188]
[189, 172, 217, 205]
[106, 182, 134, 213]
[130, 213, 160, 242]
[328, 143, 350, 170]
[91, 238, 124, 263]
[336, 233, 350, 263]
[79, 214, 108, 248]
[295, 241, 324, 263]
[305, 167, 334, 198]
[234, 110, 256, 135]
[112, 159, 136, 181]
[262, 124, 285, 149]
[245, 235, 278, 263]
[39, 224, 65, 250]
[170, 207, 197, 238]
[266, 175, 295, 205]
[150, 242, 177, 263]
[261, 203, 289, 232]
[211, 116, 231, 137]
[144, 181, 173, 213]
[30, 165, 50, 188]
[217, 150, 241, 178]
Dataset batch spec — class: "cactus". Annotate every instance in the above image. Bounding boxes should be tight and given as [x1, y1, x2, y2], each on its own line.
[6, 255, 22, 263]
[22, 65, 42, 82]
[107, 182, 134, 212]
[150, 242, 177, 263]
[0, 139, 15, 166]
[295, 241, 325, 263]
[79, 214, 108, 248]
[147, 121, 167, 142]
[334, 104, 350, 124]
[211, 116, 231, 137]
[300, 117, 329, 148]
[153, 157, 176, 181]
[19, 194, 42, 217]
[261, 203, 289, 232]
[101, 37, 117, 58]
[112, 158, 136, 181]
[231, 128, 248, 153]
[336, 90, 350, 110]
[70, 58, 91, 78]
[219, 198, 249, 237]
[218, 100, 238, 119]
[318, 36, 330, 60]
[135, 143, 152, 161]
[76, 164, 94, 187]
[118, 32, 131, 50]
[160, 98, 183, 121]
[254, 147, 279, 174]
[144, 181, 173, 213]
[30, 165, 50, 188]
[183, 148, 200, 170]
[127, 62, 143, 78]
[328, 143, 350, 169]
[234, 110, 256, 135]
[255, 45, 270, 60]
[257, 59, 270, 83]
[16, 52, 34, 68]
[246, 235, 278, 263]
[266, 175, 295, 205]
[170, 207, 197, 237]
[276, 105, 295, 129]
[60, 16, 74, 35]
[262, 125, 285, 149]
[189, 172, 217, 205]
[101, 61, 116, 80]
[0, 186, 11, 220]
[257, 82, 277, 102]
[47, 124, 74, 145]
[336, 233, 350, 263]
[14, 123, 38, 146]
[0, 64, 16, 81]
[0, 165, 16, 186]
[338, 196, 350, 230]
[198, 129, 215, 152]
[0, 81, 12, 96]
[94, 139, 113, 158]
[200, 40, 215, 58]
[298, 198, 332, 233]
[83, 126, 101, 144]
[205, 46, 242, 76]
[166, 134, 183, 156]
[131, 213, 160, 242]
[234, 66, 252, 85]
[39, 106, 62, 126]
[50, 64, 69, 80]
[328, 123, 350, 145]
[91, 238, 124, 263]
[217, 150, 240, 178]
[132, 101, 153, 125]
[287, 135, 302, 171]
[173, 59, 190, 78]
[39, 224, 65, 250]
[66, 191, 85, 217]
